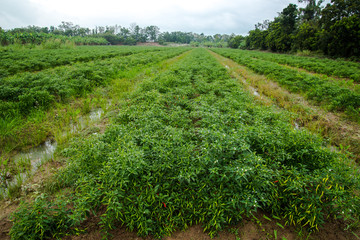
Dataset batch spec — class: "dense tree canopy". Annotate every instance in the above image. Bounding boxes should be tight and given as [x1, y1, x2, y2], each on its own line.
[244, 0, 360, 58]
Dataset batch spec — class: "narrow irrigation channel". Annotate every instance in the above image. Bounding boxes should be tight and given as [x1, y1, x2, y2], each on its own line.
[0, 107, 105, 199]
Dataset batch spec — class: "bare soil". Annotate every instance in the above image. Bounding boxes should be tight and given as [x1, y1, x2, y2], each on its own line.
[136, 42, 163, 47]
[38, 210, 359, 240]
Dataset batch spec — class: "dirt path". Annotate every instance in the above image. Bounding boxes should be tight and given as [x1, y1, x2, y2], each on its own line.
[61, 210, 357, 240]
[209, 50, 360, 163]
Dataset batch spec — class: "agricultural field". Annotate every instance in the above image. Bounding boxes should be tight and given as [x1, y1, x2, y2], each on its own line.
[240, 51, 360, 82]
[0, 46, 164, 78]
[0, 47, 360, 240]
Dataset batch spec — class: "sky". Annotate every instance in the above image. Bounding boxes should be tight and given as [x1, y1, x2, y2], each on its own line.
[0, 0, 310, 35]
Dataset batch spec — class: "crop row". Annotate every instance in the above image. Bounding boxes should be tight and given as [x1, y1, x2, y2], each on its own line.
[0, 47, 188, 120]
[212, 48, 360, 121]
[0, 46, 163, 78]
[10, 48, 360, 239]
[239, 50, 360, 82]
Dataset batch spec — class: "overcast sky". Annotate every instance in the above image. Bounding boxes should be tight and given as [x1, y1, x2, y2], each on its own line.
[1, 0, 310, 35]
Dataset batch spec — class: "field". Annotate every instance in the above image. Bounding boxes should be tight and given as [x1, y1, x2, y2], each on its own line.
[0, 46, 359, 240]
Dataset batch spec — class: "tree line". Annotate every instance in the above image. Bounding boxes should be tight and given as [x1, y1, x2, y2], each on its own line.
[0, 22, 230, 47]
[230, 0, 359, 58]
[2, 0, 358, 57]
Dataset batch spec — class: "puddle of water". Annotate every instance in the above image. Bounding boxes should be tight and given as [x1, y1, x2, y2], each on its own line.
[89, 108, 104, 121]
[0, 139, 57, 197]
[14, 139, 57, 172]
[64, 108, 104, 137]
[1, 107, 104, 198]
[249, 86, 260, 97]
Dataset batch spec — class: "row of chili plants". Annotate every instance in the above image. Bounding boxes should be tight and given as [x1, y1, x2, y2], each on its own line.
[0, 47, 189, 151]
[241, 50, 360, 82]
[212, 48, 360, 122]
[0, 46, 163, 78]
[0, 47, 187, 118]
[9, 48, 360, 239]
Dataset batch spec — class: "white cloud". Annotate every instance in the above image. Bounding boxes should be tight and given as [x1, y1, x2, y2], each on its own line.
[1, 0, 312, 35]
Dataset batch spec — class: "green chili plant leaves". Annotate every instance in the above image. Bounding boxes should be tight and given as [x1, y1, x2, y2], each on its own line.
[10, 48, 360, 239]
[212, 48, 360, 122]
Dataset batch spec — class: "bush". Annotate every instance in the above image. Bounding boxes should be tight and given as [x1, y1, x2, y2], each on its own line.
[10, 194, 80, 240]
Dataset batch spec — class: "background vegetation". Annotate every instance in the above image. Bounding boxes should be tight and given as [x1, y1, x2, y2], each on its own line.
[239, 0, 360, 58]
[1, 0, 358, 58]
[0, 22, 229, 48]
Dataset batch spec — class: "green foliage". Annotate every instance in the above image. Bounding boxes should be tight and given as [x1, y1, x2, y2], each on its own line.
[97, 33, 124, 45]
[294, 22, 320, 51]
[327, 15, 360, 57]
[298, 0, 323, 21]
[11, 49, 360, 239]
[0, 46, 161, 78]
[0, 46, 189, 152]
[0, 31, 109, 47]
[41, 39, 75, 49]
[213, 48, 360, 121]
[246, 29, 268, 50]
[236, 49, 360, 82]
[228, 35, 245, 49]
[10, 194, 81, 240]
[266, 22, 294, 52]
[244, 0, 360, 58]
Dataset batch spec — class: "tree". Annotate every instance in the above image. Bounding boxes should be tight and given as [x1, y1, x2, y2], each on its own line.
[255, 20, 270, 30]
[327, 15, 360, 57]
[321, 0, 360, 29]
[246, 28, 268, 50]
[58, 22, 79, 36]
[145, 26, 160, 42]
[298, 0, 324, 22]
[294, 21, 320, 50]
[265, 4, 298, 52]
[319, 0, 360, 56]
[228, 35, 245, 49]
[280, 4, 298, 34]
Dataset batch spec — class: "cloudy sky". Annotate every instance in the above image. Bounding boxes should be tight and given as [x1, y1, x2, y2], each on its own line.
[1, 0, 308, 35]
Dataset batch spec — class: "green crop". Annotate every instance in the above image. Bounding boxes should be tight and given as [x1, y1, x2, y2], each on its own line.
[0, 47, 188, 119]
[10, 48, 360, 239]
[212, 48, 360, 122]
[239, 50, 360, 82]
[0, 46, 164, 78]
[10, 193, 81, 239]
